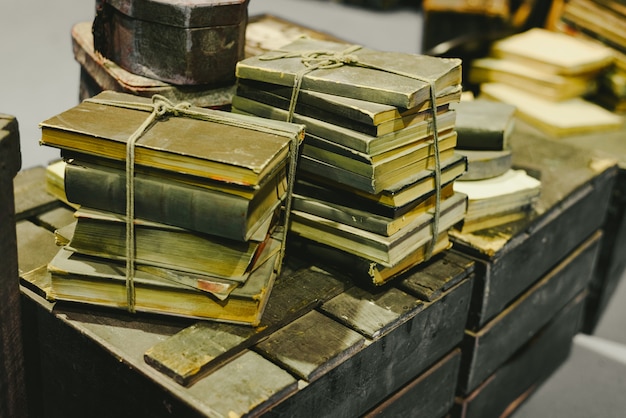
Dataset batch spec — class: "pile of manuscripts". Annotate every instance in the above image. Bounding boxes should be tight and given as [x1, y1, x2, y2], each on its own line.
[451, 99, 541, 234]
[232, 38, 469, 285]
[39, 91, 304, 325]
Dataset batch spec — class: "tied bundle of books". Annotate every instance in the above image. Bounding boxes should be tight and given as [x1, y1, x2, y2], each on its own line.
[469, 27, 622, 136]
[231, 37, 468, 285]
[556, 0, 626, 112]
[450, 98, 541, 234]
[38, 90, 305, 326]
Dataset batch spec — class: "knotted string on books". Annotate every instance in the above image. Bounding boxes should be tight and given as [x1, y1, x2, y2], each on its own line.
[83, 94, 301, 313]
[259, 45, 443, 261]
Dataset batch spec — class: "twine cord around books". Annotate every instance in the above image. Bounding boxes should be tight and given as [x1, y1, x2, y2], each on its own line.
[259, 46, 443, 260]
[83, 94, 301, 312]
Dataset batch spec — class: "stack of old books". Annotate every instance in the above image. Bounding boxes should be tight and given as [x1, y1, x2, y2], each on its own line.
[556, 0, 626, 113]
[469, 27, 622, 136]
[38, 90, 305, 325]
[451, 98, 537, 232]
[231, 37, 468, 285]
[450, 98, 541, 234]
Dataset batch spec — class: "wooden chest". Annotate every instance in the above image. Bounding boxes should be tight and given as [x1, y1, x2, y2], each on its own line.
[92, 0, 249, 86]
[16, 165, 475, 417]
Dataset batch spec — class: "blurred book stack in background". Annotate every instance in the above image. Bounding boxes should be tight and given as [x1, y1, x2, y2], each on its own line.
[37, 90, 305, 325]
[469, 27, 623, 137]
[556, 0, 626, 113]
[450, 99, 541, 234]
[231, 38, 469, 285]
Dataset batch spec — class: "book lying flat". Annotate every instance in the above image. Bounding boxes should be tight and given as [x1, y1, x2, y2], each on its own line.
[63, 158, 286, 241]
[63, 208, 269, 282]
[480, 82, 623, 137]
[292, 182, 455, 236]
[46, 234, 282, 325]
[289, 232, 451, 286]
[452, 99, 516, 151]
[232, 95, 457, 156]
[236, 79, 462, 136]
[299, 153, 467, 214]
[235, 37, 462, 109]
[289, 192, 467, 267]
[39, 91, 305, 188]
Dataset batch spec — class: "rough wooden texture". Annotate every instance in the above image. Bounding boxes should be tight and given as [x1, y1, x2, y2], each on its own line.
[451, 124, 618, 329]
[458, 231, 601, 394]
[14, 165, 61, 221]
[453, 291, 587, 418]
[0, 114, 27, 417]
[93, 0, 248, 85]
[16, 221, 58, 276]
[363, 348, 462, 418]
[36, 206, 75, 232]
[545, 119, 626, 333]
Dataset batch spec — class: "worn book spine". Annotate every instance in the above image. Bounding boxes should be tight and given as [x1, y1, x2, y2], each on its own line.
[64, 160, 284, 241]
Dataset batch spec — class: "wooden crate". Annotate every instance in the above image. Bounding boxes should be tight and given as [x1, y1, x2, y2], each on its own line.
[17, 165, 475, 417]
[453, 290, 588, 418]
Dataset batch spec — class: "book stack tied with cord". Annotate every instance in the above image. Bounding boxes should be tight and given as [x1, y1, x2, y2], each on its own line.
[37, 90, 305, 326]
[451, 98, 542, 234]
[231, 37, 468, 286]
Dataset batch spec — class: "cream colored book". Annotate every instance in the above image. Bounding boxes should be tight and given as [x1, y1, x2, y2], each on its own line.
[480, 82, 623, 137]
[490, 27, 615, 76]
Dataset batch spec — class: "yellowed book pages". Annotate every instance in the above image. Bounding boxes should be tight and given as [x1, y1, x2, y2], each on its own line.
[490, 27, 615, 76]
[480, 83, 623, 137]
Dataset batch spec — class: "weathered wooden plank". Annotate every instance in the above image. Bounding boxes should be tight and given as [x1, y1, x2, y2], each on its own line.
[451, 127, 617, 329]
[263, 278, 473, 417]
[453, 291, 587, 418]
[256, 310, 367, 382]
[0, 114, 27, 418]
[14, 166, 60, 221]
[458, 231, 601, 394]
[144, 265, 350, 386]
[36, 205, 75, 233]
[16, 220, 58, 276]
[363, 348, 461, 418]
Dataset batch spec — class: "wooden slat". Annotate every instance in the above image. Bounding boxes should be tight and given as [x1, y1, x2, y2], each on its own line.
[36, 205, 75, 232]
[14, 166, 61, 221]
[16, 220, 58, 276]
[0, 114, 27, 418]
[458, 231, 601, 394]
[144, 265, 350, 386]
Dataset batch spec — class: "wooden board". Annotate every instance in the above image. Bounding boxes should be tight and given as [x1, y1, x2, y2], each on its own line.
[14, 166, 61, 221]
[451, 123, 618, 329]
[457, 230, 602, 394]
[0, 114, 27, 417]
[363, 348, 462, 418]
[453, 290, 587, 418]
[16, 164, 476, 417]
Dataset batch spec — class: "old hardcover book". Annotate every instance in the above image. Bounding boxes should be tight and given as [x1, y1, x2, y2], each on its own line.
[46, 234, 282, 325]
[452, 99, 516, 151]
[289, 192, 467, 267]
[457, 148, 512, 181]
[489, 27, 614, 76]
[560, 0, 626, 54]
[232, 95, 457, 156]
[288, 232, 451, 286]
[236, 79, 462, 136]
[63, 208, 268, 282]
[39, 91, 304, 188]
[63, 158, 286, 241]
[235, 37, 462, 109]
[480, 82, 623, 137]
[453, 168, 541, 232]
[469, 57, 599, 101]
[299, 153, 468, 213]
[292, 182, 455, 236]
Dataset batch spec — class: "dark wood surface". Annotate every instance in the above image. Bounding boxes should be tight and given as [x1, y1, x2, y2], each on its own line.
[453, 290, 588, 418]
[16, 165, 475, 417]
[0, 114, 27, 418]
[458, 231, 602, 394]
[451, 123, 618, 330]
